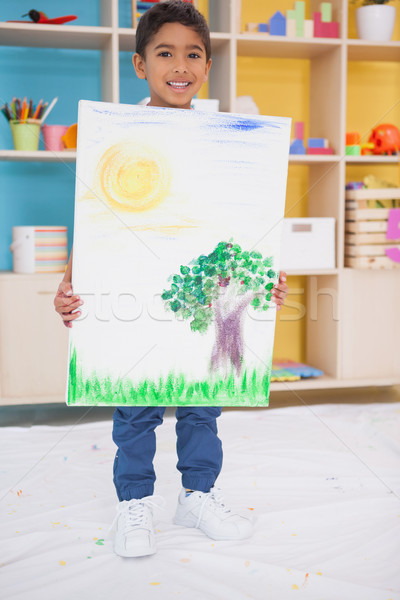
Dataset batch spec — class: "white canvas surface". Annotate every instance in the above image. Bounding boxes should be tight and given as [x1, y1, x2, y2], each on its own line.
[67, 101, 291, 406]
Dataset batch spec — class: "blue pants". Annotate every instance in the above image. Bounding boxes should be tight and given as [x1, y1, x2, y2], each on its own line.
[112, 407, 223, 501]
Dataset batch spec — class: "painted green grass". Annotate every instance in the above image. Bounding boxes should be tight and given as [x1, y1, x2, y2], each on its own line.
[68, 347, 270, 407]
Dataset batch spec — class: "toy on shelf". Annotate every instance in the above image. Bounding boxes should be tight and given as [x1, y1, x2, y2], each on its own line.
[306, 137, 334, 155]
[369, 124, 400, 155]
[289, 121, 334, 155]
[313, 10, 339, 38]
[245, 22, 260, 33]
[7, 9, 77, 25]
[271, 360, 324, 382]
[287, 2, 305, 38]
[346, 131, 361, 156]
[245, 2, 339, 39]
[345, 176, 400, 269]
[345, 131, 374, 156]
[346, 125, 400, 156]
[269, 11, 286, 36]
[289, 121, 306, 154]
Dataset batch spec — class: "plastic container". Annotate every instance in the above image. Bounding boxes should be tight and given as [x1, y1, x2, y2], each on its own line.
[61, 123, 78, 149]
[10, 226, 68, 273]
[42, 124, 69, 151]
[10, 119, 41, 151]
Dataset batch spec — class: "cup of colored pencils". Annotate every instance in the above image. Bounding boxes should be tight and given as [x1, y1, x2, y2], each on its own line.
[1, 97, 58, 151]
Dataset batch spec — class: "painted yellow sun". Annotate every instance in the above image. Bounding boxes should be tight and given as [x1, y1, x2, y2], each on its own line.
[95, 142, 171, 212]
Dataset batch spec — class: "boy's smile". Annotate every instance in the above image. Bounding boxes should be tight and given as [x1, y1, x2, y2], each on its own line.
[133, 22, 212, 110]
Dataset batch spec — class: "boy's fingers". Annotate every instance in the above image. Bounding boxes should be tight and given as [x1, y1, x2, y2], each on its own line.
[58, 280, 74, 296]
[55, 296, 82, 311]
[61, 311, 81, 321]
[59, 298, 82, 311]
[273, 288, 286, 299]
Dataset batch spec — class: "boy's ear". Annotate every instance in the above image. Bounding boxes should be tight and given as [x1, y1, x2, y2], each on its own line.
[132, 53, 147, 80]
[204, 58, 212, 82]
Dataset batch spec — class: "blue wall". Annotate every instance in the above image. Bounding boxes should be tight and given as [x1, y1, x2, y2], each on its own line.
[0, 0, 149, 270]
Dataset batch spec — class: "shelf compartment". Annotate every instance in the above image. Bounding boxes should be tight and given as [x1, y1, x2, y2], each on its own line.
[347, 40, 400, 62]
[0, 23, 113, 50]
[237, 35, 341, 59]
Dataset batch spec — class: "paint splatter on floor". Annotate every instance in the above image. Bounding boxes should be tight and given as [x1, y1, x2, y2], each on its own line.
[95, 539, 104, 545]
[292, 584, 299, 590]
[180, 558, 190, 563]
[150, 582, 160, 586]
[302, 573, 309, 587]
[59, 560, 66, 566]
[244, 560, 250, 567]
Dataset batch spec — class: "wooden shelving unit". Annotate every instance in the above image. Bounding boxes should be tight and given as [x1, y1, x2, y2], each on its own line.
[0, 0, 399, 405]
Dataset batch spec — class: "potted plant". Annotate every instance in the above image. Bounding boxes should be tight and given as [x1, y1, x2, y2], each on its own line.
[354, 0, 397, 41]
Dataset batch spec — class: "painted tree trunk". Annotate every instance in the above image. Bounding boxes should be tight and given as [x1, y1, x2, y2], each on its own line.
[211, 293, 253, 376]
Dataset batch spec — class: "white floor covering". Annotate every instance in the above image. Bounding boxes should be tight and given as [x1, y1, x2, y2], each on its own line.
[1, 402, 399, 600]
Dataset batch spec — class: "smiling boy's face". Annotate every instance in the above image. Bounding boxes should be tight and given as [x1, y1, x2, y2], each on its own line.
[133, 22, 212, 110]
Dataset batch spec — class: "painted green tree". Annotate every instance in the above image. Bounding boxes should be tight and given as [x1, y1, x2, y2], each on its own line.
[161, 241, 276, 376]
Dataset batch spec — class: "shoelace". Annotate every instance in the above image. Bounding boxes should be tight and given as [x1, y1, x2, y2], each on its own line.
[107, 495, 165, 539]
[195, 488, 231, 529]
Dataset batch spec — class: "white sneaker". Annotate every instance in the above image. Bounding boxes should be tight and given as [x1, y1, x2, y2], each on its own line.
[112, 495, 165, 557]
[174, 487, 253, 541]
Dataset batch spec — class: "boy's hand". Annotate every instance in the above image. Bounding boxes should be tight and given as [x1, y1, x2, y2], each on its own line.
[54, 281, 83, 328]
[272, 271, 288, 311]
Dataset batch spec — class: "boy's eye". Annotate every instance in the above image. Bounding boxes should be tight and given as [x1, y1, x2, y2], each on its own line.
[188, 53, 200, 59]
[159, 51, 172, 57]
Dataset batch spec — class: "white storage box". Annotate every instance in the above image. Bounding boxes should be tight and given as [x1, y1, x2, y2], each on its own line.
[280, 218, 335, 270]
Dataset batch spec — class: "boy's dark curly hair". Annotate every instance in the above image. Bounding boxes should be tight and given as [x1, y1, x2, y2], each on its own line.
[135, 0, 211, 62]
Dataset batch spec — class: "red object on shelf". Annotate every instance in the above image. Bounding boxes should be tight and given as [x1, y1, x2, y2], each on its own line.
[294, 121, 304, 140]
[368, 124, 400, 156]
[307, 147, 334, 155]
[7, 14, 77, 25]
[313, 12, 339, 38]
[346, 132, 361, 145]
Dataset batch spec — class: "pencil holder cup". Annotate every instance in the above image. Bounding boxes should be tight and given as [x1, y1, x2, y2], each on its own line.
[10, 120, 41, 151]
[42, 124, 69, 151]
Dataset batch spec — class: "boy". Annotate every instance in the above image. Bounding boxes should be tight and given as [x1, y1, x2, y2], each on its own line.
[54, 0, 288, 558]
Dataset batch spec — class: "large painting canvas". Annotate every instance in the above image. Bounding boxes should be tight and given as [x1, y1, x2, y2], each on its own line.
[67, 101, 290, 407]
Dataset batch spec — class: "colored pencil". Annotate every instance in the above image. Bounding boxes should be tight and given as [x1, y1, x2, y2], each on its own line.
[20, 97, 27, 122]
[40, 97, 58, 124]
[32, 99, 43, 119]
[1, 106, 9, 122]
[39, 102, 48, 119]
